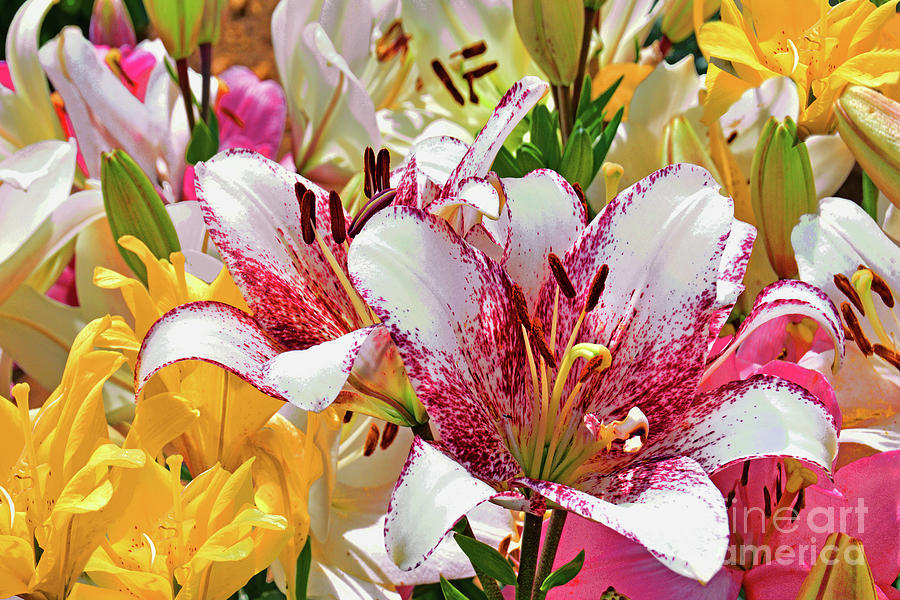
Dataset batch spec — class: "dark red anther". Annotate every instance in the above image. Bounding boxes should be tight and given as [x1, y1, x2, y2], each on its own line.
[740, 460, 750, 486]
[451, 40, 487, 59]
[841, 302, 873, 356]
[300, 189, 317, 244]
[431, 59, 465, 106]
[870, 271, 895, 308]
[376, 148, 391, 192]
[548, 253, 576, 299]
[530, 316, 557, 370]
[363, 423, 379, 456]
[363, 146, 376, 199]
[576, 353, 606, 384]
[380, 422, 399, 450]
[463, 61, 498, 80]
[833, 273, 865, 315]
[328, 190, 347, 244]
[585, 264, 609, 311]
[763, 486, 772, 519]
[342, 410, 354, 423]
[510, 283, 531, 332]
[873, 344, 900, 371]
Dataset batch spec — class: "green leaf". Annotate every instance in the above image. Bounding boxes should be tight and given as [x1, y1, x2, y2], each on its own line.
[453, 533, 518, 587]
[440, 576, 471, 600]
[294, 537, 312, 600]
[539, 549, 585, 592]
[101, 149, 181, 286]
[493, 146, 524, 178]
[593, 76, 623, 115]
[574, 74, 592, 119]
[186, 114, 220, 164]
[591, 106, 624, 180]
[517, 143, 545, 173]
[862, 170, 879, 220]
[561, 127, 593, 189]
[530, 104, 560, 170]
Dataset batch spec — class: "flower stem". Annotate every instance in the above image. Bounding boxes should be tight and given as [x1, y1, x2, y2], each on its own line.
[461, 520, 505, 600]
[570, 7, 597, 120]
[176, 57, 196, 132]
[411, 421, 433, 441]
[531, 510, 567, 600]
[553, 85, 571, 145]
[200, 42, 212, 122]
[516, 512, 544, 600]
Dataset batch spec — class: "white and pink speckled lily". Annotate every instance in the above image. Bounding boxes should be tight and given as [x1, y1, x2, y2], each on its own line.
[348, 164, 842, 582]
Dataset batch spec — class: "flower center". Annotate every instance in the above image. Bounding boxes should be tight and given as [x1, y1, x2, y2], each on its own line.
[502, 255, 649, 485]
[834, 266, 900, 370]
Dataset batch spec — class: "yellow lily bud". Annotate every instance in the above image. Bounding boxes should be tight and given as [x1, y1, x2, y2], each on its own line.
[198, 0, 227, 45]
[835, 86, 900, 209]
[750, 116, 816, 279]
[513, 0, 584, 86]
[795, 533, 878, 600]
[660, 115, 722, 181]
[661, 0, 721, 43]
[89, 0, 136, 47]
[142, 0, 203, 59]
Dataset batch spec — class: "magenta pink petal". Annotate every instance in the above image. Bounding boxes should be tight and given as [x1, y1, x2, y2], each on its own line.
[217, 66, 287, 159]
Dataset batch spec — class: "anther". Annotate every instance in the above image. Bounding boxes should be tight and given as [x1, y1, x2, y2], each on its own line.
[299, 189, 317, 244]
[763, 486, 772, 519]
[430, 60, 465, 106]
[363, 147, 376, 198]
[585, 264, 609, 311]
[834, 273, 865, 314]
[531, 316, 557, 369]
[363, 423, 380, 456]
[451, 40, 487, 59]
[576, 354, 607, 384]
[463, 62, 498, 80]
[347, 188, 397, 237]
[511, 283, 532, 331]
[775, 472, 783, 502]
[342, 410, 354, 423]
[870, 271, 895, 308]
[220, 105, 245, 128]
[548, 253, 576, 299]
[329, 190, 347, 244]
[873, 344, 900, 371]
[740, 460, 750, 486]
[725, 488, 735, 509]
[841, 302, 873, 356]
[380, 422, 399, 450]
[376, 148, 391, 192]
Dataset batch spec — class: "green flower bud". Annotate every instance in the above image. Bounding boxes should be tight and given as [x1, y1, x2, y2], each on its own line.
[750, 116, 816, 279]
[198, 0, 227, 45]
[101, 150, 181, 285]
[660, 115, 722, 181]
[835, 86, 900, 209]
[513, 0, 584, 86]
[661, 0, 720, 44]
[143, 0, 204, 59]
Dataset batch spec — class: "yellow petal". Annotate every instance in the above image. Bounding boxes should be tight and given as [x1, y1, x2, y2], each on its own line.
[125, 392, 200, 458]
[702, 64, 756, 124]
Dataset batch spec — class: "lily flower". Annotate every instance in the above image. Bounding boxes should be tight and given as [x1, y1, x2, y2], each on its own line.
[792, 196, 900, 454]
[135, 148, 427, 428]
[698, 0, 900, 135]
[347, 163, 840, 581]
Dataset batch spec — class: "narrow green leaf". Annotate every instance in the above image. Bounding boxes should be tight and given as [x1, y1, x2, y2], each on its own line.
[530, 104, 560, 170]
[186, 117, 219, 164]
[591, 106, 624, 180]
[294, 537, 312, 600]
[575, 74, 592, 119]
[440, 576, 471, 600]
[492, 145, 524, 178]
[592, 75, 623, 114]
[516, 144, 545, 173]
[101, 149, 181, 285]
[561, 127, 593, 189]
[539, 549, 585, 592]
[453, 533, 518, 587]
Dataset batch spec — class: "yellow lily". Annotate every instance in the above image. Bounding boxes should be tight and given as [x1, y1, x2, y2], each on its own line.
[0, 316, 146, 600]
[699, 0, 900, 134]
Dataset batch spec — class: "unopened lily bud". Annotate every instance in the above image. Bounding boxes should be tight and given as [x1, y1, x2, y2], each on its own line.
[750, 116, 816, 279]
[795, 533, 878, 600]
[513, 0, 584, 86]
[660, 115, 722, 181]
[198, 0, 227, 45]
[101, 150, 181, 285]
[89, 0, 136, 47]
[835, 86, 900, 209]
[143, 0, 204, 59]
[661, 0, 720, 43]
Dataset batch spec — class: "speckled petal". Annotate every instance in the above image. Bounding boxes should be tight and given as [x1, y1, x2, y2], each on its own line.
[194, 149, 356, 349]
[634, 375, 839, 476]
[501, 169, 587, 308]
[709, 220, 756, 348]
[540, 164, 736, 420]
[392, 136, 468, 209]
[348, 206, 526, 482]
[704, 279, 845, 380]
[443, 76, 548, 195]
[517, 455, 729, 583]
[136, 300, 375, 412]
[385, 437, 518, 571]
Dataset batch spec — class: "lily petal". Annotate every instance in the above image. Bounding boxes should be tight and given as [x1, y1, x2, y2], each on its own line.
[349, 206, 525, 482]
[518, 455, 729, 583]
[385, 437, 519, 571]
[194, 149, 356, 349]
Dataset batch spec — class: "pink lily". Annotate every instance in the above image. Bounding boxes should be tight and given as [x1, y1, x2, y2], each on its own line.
[347, 163, 841, 581]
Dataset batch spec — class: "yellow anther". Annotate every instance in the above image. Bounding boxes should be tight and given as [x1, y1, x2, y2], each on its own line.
[784, 457, 818, 494]
[786, 318, 816, 345]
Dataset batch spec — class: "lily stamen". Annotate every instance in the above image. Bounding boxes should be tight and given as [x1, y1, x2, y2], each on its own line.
[450, 40, 487, 59]
[840, 301, 873, 356]
[833, 273, 865, 314]
[328, 190, 347, 244]
[548, 253, 576, 299]
[430, 59, 465, 106]
[851, 266, 900, 350]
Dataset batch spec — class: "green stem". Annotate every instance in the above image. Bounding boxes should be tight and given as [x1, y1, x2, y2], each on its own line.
[570, 7, 597, 119]
[200, 43, 212, 122]
[531, 510, 567, 599]
[516, 512, 544, 600]
[461, 520, 505, 600]
[553, 85, 571, 146]
[862, 169, 879, 221]
[176, 58, 196, 132]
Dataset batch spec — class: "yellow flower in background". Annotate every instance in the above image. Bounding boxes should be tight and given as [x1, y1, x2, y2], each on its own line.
[699, 0, 900, 134]
[0, 316, 145, 600]
[93, 236, 284, 475]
